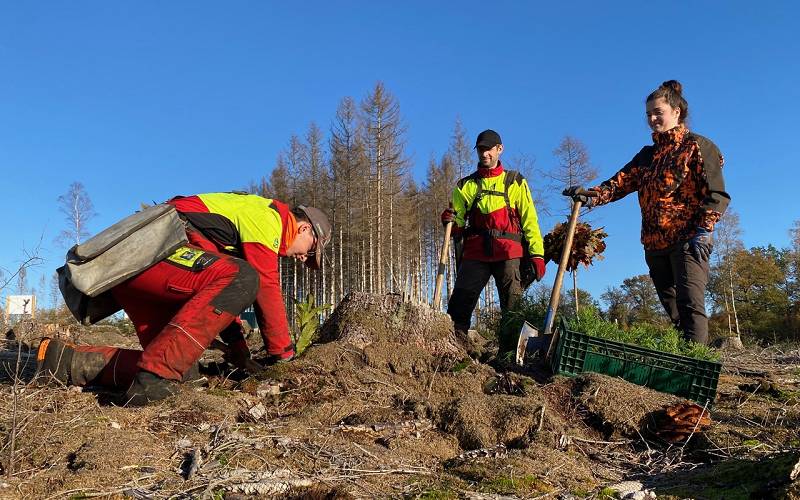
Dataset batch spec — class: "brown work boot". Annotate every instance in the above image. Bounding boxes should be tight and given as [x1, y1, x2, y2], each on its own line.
[124, 370, 180, 406]
[36, 338, 110, 386]
[454, 329, 483, 360]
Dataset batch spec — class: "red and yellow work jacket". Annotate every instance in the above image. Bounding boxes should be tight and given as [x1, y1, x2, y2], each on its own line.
[451, 163, 544, 261]
[168, 192, 297, 350]
[590, 126, 730, 251]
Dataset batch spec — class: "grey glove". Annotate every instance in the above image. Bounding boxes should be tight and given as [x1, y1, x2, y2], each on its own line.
[690, 228, 713, 262]
[563, 185, 591, 205]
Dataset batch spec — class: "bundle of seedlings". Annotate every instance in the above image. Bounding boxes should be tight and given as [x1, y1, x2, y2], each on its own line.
[543, 221, 607, 272]
[568, 308, 720, 362]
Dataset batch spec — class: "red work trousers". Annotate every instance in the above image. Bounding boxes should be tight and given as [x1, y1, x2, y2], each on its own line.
[72, 243, 259, 388]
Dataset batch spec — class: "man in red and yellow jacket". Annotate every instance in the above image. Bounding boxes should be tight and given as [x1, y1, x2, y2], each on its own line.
[441, 130, 545, 356]
[38, 192, 331, 405]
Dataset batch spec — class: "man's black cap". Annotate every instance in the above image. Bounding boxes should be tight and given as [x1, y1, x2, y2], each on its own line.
[475, 129, 502, 149]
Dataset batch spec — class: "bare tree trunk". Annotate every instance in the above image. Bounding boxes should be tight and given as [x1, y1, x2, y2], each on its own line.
[572, 270, 580, 315]
[361, 239, 367, 293]
[338, 228, 344, 302]
[389, 187, 394, 292]
[729, 267, 741, 338]
[724, 293, 733, 336]
[374, 114, 383, 295]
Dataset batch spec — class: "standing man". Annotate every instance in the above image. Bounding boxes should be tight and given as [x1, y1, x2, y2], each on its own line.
[38, 192, 331, 405]
[441, 130, 545, 358]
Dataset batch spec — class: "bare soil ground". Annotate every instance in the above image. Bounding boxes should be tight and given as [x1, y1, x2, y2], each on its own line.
[1, 292, 800, 499]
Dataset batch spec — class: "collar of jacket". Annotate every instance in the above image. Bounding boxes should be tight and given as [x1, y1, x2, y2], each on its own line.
[475, 162, 504, 178]
[279, 211, 299, 256]
[652, 125, 688, 146]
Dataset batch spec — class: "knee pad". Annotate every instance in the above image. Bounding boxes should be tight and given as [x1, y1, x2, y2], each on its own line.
[211, 260, 260, 314]
[233, 261, 259, 306]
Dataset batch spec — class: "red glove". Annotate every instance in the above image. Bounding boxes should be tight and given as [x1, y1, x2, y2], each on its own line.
[441, 208, 456, 226]
[531, 256, 546, 282]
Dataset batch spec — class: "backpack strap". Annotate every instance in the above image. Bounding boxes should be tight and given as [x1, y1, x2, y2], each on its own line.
[463, 170, 525, 250]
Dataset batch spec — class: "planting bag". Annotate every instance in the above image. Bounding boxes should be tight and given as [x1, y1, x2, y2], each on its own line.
[58, 203, 188, 324]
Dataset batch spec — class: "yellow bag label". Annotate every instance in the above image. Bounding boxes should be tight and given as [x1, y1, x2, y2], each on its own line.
[167, 246, 205, 268]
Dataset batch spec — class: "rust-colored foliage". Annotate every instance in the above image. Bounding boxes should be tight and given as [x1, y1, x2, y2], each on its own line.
[543, 221, 608, 272]
[655, 401, 712, 443]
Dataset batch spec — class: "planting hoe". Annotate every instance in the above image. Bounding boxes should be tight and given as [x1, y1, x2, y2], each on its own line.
[432, 204, 454, 309]
[515, 189, 597, 365]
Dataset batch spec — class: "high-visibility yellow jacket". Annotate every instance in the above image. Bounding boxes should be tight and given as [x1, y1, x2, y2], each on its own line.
[168, 193, 297, 355]
[451, 163, 544, 261]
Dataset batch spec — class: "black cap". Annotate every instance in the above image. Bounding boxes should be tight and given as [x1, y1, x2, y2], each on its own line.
[475, 129, 502, 149]
[297, 205, 332, 270]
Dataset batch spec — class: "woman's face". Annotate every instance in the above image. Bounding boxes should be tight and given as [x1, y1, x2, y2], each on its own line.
[646, 97, 681, 133]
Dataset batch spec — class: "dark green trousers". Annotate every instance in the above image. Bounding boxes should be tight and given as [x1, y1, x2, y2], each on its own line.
[645, 241, 711, 345]
[447, 258, 522, 352]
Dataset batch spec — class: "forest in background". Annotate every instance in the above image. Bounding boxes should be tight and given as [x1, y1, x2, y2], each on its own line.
[2, 81, 799, 344]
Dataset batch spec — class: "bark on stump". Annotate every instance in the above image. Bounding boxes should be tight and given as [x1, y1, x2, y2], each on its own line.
[319, 292, 461, 358]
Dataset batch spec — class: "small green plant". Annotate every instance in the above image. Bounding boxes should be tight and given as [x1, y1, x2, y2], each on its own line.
[568, 308, 720, 361]
[292, 293, 330, 355]
[596, 487, 618, 499]
[481, 474, 553, 495]
[417, 488, 458, 500]
[450, 358, 471, 373]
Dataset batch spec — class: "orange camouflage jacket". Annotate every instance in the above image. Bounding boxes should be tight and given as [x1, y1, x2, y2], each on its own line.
[590, 126, 730, 251]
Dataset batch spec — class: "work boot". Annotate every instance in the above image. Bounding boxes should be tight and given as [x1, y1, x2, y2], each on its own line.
[182, 362, 203, 383]
[454, 329, 482, 360]
[491, 350, 517, 372]
[263, 350, 295, 366]
[36, 338, 74, 385]
[124, 370, 180, 406]
[36, 338, 109, 386]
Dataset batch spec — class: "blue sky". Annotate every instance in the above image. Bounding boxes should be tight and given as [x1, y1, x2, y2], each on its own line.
[1, 1, 797, 308]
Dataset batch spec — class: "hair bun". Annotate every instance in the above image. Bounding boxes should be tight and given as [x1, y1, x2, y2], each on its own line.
[662, 80, 683, 95]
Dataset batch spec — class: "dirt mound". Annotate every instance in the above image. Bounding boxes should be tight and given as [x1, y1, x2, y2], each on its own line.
[565, 373, 679, 440]
[3, 293, 800, 498]
[439, 392, 547, 450]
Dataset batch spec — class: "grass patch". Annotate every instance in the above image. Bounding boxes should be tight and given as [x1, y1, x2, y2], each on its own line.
[480, 474, 554, 495]
[416, 488, 459, 500]
[450, 358, 471, 373]
[596, 487, 618, 499]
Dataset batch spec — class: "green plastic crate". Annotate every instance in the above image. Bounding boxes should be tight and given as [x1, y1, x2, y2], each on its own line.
[550, 319, 721, 407]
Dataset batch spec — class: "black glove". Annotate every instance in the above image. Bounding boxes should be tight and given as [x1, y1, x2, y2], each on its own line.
[690, 228, 713, 262]
[213, 339, 264, 374]
[563, 185, 591, 205]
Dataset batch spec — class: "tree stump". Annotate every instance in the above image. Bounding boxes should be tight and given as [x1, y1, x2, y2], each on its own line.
[318, 292, 461, 358]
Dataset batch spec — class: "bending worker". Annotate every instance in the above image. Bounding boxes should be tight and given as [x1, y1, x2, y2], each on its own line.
[38, 192, 331, 405]
[441, 129, 545, 359]
[566, 80, 729, 344]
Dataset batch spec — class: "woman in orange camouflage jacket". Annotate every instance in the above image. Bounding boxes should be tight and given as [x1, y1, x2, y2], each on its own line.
[566, 80, 730, 344]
